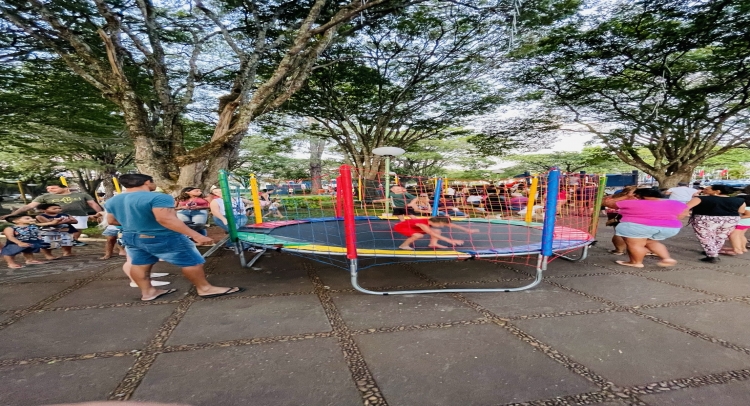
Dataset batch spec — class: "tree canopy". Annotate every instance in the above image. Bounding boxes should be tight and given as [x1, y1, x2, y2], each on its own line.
[495, 0, 750, 187]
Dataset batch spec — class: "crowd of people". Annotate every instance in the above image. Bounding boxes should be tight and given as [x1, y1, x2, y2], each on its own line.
[604, 183, 749, 267]
[2, 174, 749, 295]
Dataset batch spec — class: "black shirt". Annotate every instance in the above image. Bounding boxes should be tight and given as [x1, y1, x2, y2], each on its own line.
[691, 196, 745, 216]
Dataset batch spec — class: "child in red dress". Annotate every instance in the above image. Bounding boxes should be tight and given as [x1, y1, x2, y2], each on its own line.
[394, 216, 476, 250]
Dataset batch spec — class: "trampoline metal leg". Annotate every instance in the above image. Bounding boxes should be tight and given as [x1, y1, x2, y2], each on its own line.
[244, 248, 266, 268]
[349, 256, 546, 296]
[556, 245, 589, 262]
[237, 241, 247, 267]
[202, 236, 229, 258]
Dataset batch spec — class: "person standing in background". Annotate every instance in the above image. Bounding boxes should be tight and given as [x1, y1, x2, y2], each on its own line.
[686, 185, 746, 263]
[1, 184, 103, 246]
[665, 182, 699, 203]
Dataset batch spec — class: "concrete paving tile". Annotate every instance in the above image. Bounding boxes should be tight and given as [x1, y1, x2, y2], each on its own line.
[0, 305, 177, 360]
[641, 302, 750, 348]
[553, 274, 712, 306]
[639, 379, 750, 406]
[409, 260, 529, 283]
[641, 269, 750, 296]
[514, 312, 750, 387]
[356, 324, 599, 405]
[167, 295, 330, 345]
[0, 281, 75, 310]
[464, 283, 610, 317]
[47, 278, 192, 307]
[0, 267, 103, 283]
[0, 356, 134, 406]
[316, 265, 426, 290]
[134, 338, 361, 406]
[206, 267, 312, 295]
[332, 292, 479, 330]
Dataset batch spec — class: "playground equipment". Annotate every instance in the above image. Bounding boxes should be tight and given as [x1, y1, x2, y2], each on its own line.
[213, 166, 603, 295]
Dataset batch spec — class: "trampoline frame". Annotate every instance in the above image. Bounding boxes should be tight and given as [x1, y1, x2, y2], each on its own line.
[214, 166, 599, 295]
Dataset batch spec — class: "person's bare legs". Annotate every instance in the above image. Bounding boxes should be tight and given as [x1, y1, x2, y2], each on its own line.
[611, 235, 627, 254]
[100, 236, 117, 259]
[3, 255, 23, 268]
[727, 229, 746, 254]
[41, 248, 59, 260]
[645, 240, 676, 266]
[617, 237, 648, 267]
[180, 264, 239, 296]
[129, 263, 161, 300]
[61, 246, 73, 256]
[428, 229, 448, 248]
[399, 233, 424, 250]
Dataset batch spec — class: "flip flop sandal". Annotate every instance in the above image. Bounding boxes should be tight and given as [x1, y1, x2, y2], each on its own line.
[719, 250, 739, 256]
[615, 260, 644, 268]
[609, 250, 626, 255]
[657, 259, 677, 267]
[141, 288, 178, 302]
[199, 287, 245, 299]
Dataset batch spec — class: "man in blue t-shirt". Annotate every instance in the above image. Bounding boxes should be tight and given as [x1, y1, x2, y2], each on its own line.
[106, 174, 243, 301]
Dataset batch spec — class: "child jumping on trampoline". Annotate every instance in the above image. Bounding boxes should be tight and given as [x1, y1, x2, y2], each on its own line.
[394, 216, 476, 250]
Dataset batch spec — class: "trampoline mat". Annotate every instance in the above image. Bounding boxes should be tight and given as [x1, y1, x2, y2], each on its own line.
[238, 218, 592, 256]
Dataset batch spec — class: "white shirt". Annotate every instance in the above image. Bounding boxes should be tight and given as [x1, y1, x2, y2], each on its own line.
[466, 195, 482, 203]
[667, 186, 697, 202]
[445, 187, 455, 196]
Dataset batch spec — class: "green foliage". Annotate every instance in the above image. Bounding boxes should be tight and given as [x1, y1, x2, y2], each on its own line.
[277, 195, 335, 210]
[501, 147, 632, 175]
[0, 60, 133, 194]
[511, 0, 750, 186]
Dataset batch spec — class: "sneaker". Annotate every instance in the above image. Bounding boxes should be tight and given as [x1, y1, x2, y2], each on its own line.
[72, 240, 88, 247]
[150, 272, 170, 278]
[699, 256, 720, 263]
[130, 280, 171, 288]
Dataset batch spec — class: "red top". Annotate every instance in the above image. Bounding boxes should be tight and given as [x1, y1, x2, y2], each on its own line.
[393, 218, 430, 236]
[176, 197, 209, 209]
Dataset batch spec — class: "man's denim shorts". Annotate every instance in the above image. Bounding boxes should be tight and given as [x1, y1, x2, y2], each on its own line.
[615, 222, 680, 241]
[102, 227, 119, 237]
[121, 232, 205, 267]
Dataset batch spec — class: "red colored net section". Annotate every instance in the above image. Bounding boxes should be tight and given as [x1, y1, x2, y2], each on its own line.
[234, 168, 599, 271]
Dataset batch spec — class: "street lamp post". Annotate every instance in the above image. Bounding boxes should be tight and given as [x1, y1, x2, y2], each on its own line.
[372, 147, 405, 216]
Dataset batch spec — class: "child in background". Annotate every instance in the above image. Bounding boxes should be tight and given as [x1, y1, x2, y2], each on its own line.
[266, 199, 284, 219]
[394, 216, 477, 250]
[35, 203, 76, 258]
[2, 215, 62, 268]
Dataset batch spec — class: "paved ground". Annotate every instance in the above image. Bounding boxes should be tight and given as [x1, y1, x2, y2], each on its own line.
[1, 224, 750, 406]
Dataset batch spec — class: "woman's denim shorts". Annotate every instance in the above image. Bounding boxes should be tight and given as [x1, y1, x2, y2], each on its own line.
[615, 222, 680, 240]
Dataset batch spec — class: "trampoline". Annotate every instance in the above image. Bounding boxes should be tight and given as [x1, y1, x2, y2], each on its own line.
[236, 217, 592, 259]
[213, 165, 600, 295]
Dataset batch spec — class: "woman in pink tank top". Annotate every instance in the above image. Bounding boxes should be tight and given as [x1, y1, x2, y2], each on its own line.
[603, 188, 689, 268]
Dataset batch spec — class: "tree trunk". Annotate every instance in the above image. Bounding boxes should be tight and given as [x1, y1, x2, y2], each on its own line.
[651, 166, 695, 189]
[309, 136, 325, 194]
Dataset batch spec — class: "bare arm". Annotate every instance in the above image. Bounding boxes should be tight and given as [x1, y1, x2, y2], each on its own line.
[739, 203, 747, 216]
[106, 213, 121, 226]
[415, 224, 460, 244]
[87, 200, 104, 212]
[447, 223, 477, 233]
[3, 227, 26, 245]
[152, 208, 205, 240]
[685, 197, 702, 209]
[1, 202, 41, 219]
[209, 200, 227, 224]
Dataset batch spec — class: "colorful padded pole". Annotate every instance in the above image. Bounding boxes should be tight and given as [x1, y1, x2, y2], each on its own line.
[217, 170, 238, 243]
[589, 174, 608, 237]
[432, 177, 443, 216]
[339, 165, 358, 260]
[541, 169, 560, 257]
[249, 174, 263, 224]
[59, 176, 68, 187]
[525, 176, 539, 223]
[112, 177, 122, 193]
